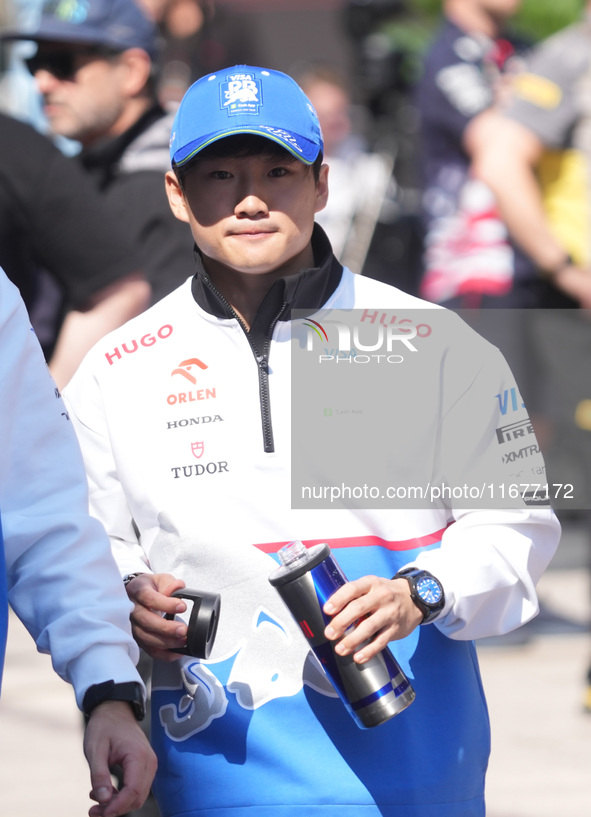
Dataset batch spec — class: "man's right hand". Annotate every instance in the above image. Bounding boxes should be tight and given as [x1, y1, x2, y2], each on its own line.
[125, 573, 188, 661]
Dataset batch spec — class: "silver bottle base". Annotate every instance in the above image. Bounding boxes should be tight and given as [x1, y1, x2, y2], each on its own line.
[354, 680, 416, 729]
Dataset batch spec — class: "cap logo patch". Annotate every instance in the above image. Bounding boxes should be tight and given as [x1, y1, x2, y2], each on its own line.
[43, 0, 89, 24]
[220, 72, 262, 116]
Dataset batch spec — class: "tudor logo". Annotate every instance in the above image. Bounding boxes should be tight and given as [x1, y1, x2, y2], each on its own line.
[171, 462, 229, 478]
[191, 441, 204, 459]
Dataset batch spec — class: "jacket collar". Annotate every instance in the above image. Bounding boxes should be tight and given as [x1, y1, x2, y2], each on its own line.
[79, 103, 166, 185]
[190, 223, 343, 326]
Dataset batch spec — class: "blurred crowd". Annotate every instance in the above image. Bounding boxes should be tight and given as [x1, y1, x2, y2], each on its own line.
[1, 0, 589, 504]
[0, 0, 590, 812]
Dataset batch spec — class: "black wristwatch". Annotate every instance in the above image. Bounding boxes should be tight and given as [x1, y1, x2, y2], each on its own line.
[123, 572, 145, 588]
[394, 567, 445, 624]
[82, 680, 146, 722]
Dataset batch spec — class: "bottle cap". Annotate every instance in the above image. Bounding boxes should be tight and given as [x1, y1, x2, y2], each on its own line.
[277, 539, 308, 567]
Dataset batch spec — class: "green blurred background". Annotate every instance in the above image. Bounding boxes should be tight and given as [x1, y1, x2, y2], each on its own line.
[410, 0, 585, 40]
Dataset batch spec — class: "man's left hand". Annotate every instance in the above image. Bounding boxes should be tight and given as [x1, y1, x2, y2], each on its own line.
[84, 700, 157, 817]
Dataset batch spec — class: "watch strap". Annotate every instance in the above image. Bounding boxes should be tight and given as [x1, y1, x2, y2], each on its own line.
[82, 680, 146, 722]
[393, 567, 444, 624]
[123, 572, 145, 588]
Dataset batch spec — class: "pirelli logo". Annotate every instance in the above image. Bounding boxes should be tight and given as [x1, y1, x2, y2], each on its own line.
[496, 418, 534, 445]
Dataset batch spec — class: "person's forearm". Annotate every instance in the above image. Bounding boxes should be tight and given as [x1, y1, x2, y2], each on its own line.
[478, 154, 567, 272]
[468, 112, 569, 274]
[49, 273, 150, 389]
[1, 272, 143, 699]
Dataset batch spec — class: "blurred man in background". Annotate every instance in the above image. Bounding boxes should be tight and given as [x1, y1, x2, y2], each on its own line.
[0, 110, 149, 388]
[3, 0, 194, 306]
[468, 0, 591, 710]
[413, 0, 550, 428]
[298, 64, 395, 275]
[415, 0, 531, 312]
[468, 1, 591, 306]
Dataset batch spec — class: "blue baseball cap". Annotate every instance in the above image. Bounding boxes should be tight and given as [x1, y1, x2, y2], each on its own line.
[170, 65, 324, 168]
[1, 0, 158, 59]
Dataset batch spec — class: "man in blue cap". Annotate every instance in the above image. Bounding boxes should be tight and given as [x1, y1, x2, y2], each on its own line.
[64, 65, 560, 817]
[3, 0, 193, 306]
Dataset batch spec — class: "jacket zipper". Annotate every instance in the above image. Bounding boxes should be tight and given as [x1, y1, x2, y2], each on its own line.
[256, 311, 283, 453]
[203, 279, 285, 454]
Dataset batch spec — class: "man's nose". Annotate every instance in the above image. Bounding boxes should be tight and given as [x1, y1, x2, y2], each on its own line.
[34, 69, 61, 94]
[235, 193, 269, 218]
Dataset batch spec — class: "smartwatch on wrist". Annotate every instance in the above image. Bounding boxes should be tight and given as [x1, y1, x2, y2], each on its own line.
[393, 567, 445, 624]
[123, 572, 145, 588]
[82, 680, 146, 722]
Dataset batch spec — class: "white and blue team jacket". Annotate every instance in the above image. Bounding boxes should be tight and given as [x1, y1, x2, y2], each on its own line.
[64, 228, 560, 817]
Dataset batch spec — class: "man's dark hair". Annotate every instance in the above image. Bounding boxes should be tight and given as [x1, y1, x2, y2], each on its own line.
[173, 133, 324, 190]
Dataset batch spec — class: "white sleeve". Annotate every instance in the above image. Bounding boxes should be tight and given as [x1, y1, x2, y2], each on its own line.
[0, 272, 142, 707]
[63, 346, 152, 580]
[413, 327, 561, 640]
[414, 506, 559, 640]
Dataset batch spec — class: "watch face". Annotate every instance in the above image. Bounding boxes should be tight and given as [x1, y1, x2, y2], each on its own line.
[416, 575, 443, 605]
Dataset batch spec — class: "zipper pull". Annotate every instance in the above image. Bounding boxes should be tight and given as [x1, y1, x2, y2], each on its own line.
[256, 354, 269, 374]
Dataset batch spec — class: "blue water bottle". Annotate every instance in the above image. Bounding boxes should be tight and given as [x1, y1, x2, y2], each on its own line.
[268, 540, 415, 728]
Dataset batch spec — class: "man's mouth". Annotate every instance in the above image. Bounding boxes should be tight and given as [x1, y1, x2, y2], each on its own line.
[43, 98, 63, 114]
[232, 226, 275, 233]
[229, 229, 276, 237]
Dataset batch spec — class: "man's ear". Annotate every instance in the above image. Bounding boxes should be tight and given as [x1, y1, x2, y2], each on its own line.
[118, 48, 152, 98]
[314, 163, 329, 214]
[165, 170, 190, 223]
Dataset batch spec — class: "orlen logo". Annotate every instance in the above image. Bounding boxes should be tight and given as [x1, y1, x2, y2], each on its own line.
[167, 356, 216, 406]
[105, 325, 173, 366]
[171, 358, 208, 384]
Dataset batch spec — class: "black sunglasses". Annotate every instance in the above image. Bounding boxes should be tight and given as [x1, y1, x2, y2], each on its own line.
[25, 46, 120, 80]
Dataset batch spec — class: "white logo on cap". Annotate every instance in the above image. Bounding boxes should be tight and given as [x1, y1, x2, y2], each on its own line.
[221, 73, 261, 116]
[261, 126, 303, 154]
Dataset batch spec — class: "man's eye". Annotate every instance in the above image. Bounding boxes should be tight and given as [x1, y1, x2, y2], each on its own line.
[211, 170, 232, 180]
[269, 167, 288, 177]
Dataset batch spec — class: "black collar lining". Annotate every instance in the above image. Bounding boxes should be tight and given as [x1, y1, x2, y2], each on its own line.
[189, 224, 343, 333]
